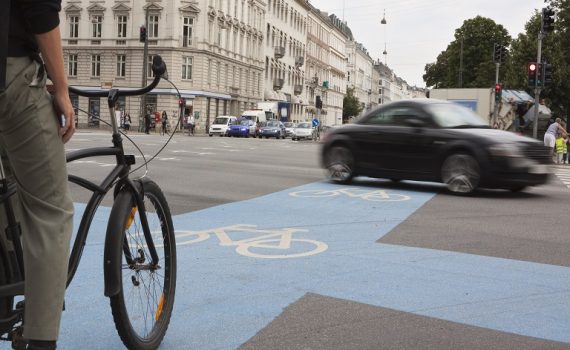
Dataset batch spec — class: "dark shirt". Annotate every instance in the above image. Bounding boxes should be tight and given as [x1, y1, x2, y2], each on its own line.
[9, 0, 62, 57]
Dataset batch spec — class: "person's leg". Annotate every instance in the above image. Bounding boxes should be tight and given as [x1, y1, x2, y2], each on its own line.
[0, 57, 73, 342]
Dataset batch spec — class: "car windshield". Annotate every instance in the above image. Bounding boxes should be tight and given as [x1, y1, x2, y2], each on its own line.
[426, 103, 488, 128]
[266, 121, 279, 127]
[213, 117, 228, 124]
[297, 122, 311, 128]
[239, 120, 250, 126]
[284, 122, 295, 127]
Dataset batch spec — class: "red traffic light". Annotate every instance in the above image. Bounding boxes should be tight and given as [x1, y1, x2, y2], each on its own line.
[494, 83, 501, 92]
[529, 63, 537, 72]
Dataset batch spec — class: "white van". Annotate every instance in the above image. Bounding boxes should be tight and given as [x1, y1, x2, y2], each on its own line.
[209, 116, 237, 136]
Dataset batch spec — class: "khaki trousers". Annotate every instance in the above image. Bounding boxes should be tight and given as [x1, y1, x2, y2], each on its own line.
[0, 57, 74, 341]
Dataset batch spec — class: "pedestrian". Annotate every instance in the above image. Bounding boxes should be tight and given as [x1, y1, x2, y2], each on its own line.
[188, 114, 196, 135]
[1, 1, 75, 349]
[144, 113, 151, 134]
[543, 117, 568, 159]
[555, 134, 566, 164]
[161, 110, 168, 135]
[123, 113, 131, 132]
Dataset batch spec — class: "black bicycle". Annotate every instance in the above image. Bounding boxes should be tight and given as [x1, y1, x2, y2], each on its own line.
[0, 56, 176, 350]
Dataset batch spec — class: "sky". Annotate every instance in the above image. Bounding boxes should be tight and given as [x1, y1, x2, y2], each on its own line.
[308, 0, 544, 88]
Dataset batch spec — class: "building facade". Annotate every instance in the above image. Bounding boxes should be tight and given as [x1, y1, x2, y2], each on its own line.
[346, 41, 374, 117]
[262, 0, 309, 121]
[61, 0, 266, 131]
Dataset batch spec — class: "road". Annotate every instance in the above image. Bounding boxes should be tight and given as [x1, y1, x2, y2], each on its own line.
[50, 131, 570, 350]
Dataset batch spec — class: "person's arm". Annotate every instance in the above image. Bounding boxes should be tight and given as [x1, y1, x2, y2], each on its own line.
[35, 27, 75, 143]
[20, 0, 75, 142]
[558, 124, 568, 138]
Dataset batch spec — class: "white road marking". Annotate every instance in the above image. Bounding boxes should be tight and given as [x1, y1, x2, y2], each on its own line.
[553, 166, 570, 188]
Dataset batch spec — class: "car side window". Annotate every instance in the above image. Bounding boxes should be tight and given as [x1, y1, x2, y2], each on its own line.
[365, 107, 418, 126]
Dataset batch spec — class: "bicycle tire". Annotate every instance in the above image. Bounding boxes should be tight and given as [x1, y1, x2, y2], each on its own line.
[108, 178, 176, 350]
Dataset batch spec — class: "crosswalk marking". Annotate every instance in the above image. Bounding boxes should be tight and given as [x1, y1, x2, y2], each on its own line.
[553, 165, 570, 188]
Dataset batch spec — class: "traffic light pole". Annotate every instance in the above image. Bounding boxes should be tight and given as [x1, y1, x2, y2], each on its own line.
[492, 63, 500, 127]
[532, 32, 543, 139]
[139, 8, 149, 132]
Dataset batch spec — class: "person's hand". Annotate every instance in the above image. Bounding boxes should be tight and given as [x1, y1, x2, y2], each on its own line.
[53, 90, 76, 143]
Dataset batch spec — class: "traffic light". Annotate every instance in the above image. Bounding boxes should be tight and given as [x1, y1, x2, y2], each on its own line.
[528, 62, 538, 87]
[500, 46, 508, 62]
[315, 96, 323, 109]
[494, 83, 502, 103]
[542, 7, 555, 34]
[139, 26, 147, 43]
[493, 44, 502, 63]
[542, 62, 553, 86]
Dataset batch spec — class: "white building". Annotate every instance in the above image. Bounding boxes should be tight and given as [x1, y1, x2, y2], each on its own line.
[346, 41, 373, 116]
[60, 0, 266, 131]
[262, 0, 309, 121]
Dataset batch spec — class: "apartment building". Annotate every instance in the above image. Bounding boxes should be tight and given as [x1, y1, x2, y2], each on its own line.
[263, 0, 309, 121]
[346, 41, 374, 116]
[61, 0, 266, 131]
[303, 10, 348, 126]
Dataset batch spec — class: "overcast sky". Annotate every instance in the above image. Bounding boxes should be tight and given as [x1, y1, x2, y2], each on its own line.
[308, 0, 543, 88]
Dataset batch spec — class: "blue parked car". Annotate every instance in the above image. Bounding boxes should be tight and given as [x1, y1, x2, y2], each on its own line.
[227, 119, 254, 137]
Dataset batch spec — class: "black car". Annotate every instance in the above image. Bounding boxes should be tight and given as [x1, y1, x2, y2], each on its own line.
[320, 99, 551, 194]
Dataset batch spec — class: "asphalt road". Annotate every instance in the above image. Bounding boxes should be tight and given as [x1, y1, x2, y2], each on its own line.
[55, 131, 570, 350]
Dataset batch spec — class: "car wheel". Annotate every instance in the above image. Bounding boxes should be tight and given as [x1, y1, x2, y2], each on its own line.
[325, 145, 355, 184]
[209, 134, 213, 137]
[441, 153, 480, 195]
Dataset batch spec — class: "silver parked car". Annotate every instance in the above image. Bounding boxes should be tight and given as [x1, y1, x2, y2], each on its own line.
[292, 122, 316, 141]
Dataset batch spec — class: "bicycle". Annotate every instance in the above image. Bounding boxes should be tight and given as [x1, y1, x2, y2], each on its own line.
[0, 56, 176, 350]
[172, 224, 328, 259]
[289, 187, 411, 202]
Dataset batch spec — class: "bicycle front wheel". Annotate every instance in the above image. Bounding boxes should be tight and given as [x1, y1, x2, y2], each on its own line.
[108, 178, 176, 350]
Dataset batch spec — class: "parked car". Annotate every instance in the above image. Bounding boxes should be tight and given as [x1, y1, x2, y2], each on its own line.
[227, 119, 254, 137]
[320, 99, 551, 195]
[283, 122, 297, 138]
[209, 116, 237, 136]
[291, 122, 316, 141]
[259, 120, 286, 139]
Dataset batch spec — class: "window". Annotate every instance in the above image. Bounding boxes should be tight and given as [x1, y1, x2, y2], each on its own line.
[117, 15, 127, 38]
[91, 55, 100, 77]
[69, 16, 79, 38]
[68, 54, 78, 76]
[182, 17, 194, 47]
[147, 55, 155, 78]
[364, 107, 423, 126]
[92, 16, 102, 38]
[148, 15, 159, 38]
[116, 55, 126, 77]
[181, 56, 193, 80]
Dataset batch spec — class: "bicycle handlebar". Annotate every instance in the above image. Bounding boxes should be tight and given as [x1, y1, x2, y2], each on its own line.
[68, 55, 167, 98]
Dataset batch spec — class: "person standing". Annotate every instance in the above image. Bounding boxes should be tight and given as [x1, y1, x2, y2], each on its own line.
[123, 113, 131, 133]
[188, 114, 196, 135]
[161, 110, 168, 135]
[144, 113, 151, 134]
[1, 1, 75, 349]
[543, 117, 568, 159]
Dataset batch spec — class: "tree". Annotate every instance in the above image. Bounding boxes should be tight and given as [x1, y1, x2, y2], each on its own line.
[504, 2, 570, 118]
[343, 86, 362, 122]
[423, 16, 511, 88]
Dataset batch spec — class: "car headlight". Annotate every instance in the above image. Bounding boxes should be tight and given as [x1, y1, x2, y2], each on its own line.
[488, 143, 523, 158]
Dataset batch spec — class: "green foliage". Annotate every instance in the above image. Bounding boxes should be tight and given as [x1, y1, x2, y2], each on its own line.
[504, 1, 570, 118]
[423, 16, 511, 89]
[343, 86, 362, 122]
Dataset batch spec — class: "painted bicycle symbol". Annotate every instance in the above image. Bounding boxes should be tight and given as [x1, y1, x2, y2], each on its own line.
[289, 187, 410, 202]
[160, 224, 328, 259]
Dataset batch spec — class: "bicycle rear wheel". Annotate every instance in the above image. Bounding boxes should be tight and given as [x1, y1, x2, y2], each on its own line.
[108, 178, 176, 350]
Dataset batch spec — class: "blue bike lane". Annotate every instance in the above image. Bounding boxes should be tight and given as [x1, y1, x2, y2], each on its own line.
[56, 181, 570, 349]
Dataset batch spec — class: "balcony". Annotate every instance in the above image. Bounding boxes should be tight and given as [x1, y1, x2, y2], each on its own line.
[274, 46, 285, 59]
[295, 56, 304, 67]
[294, 84, 303, 95]
[273, 78, 284, 91]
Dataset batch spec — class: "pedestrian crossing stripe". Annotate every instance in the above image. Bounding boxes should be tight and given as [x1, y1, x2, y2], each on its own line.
[553, 166, 570, 188]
